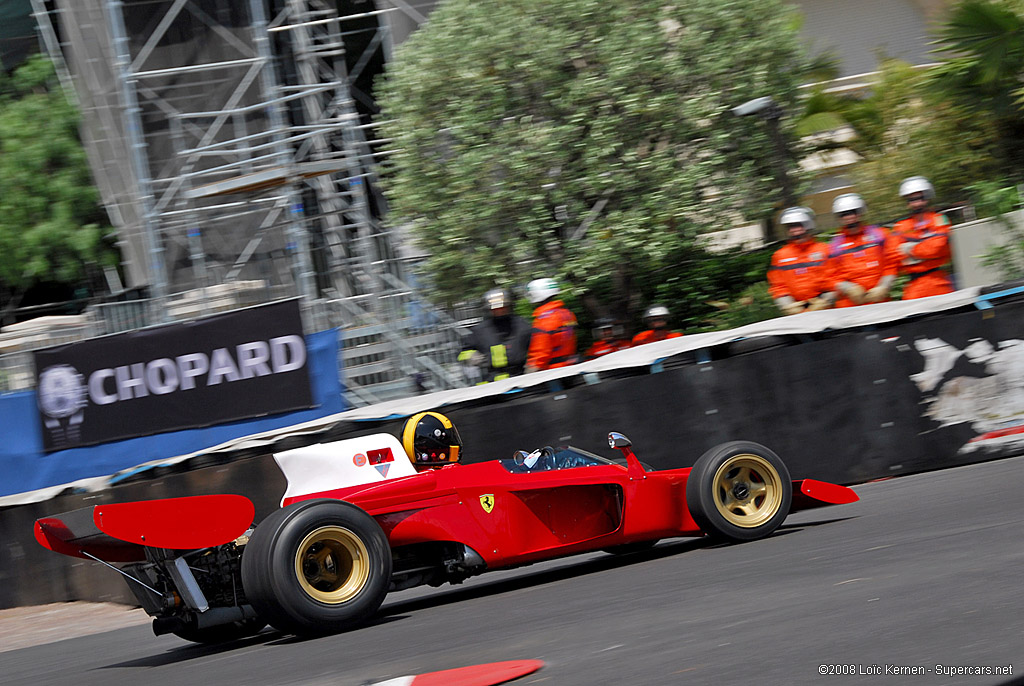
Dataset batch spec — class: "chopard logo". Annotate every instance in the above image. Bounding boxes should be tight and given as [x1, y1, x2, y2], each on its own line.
[84, 335, 306, 406]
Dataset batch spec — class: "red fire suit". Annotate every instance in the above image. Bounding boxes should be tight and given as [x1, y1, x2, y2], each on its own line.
[631, 329, 682, 346]
[527, 300, 578, 370]
[768, 239, 832, 303]
[827, 226, 898, 308]
[890, 211, 954, 299]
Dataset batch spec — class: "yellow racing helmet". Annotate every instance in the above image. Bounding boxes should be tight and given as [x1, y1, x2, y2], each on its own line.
[401, 411, 463, 467]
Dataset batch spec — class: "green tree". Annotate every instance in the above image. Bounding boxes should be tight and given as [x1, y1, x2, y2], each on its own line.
[0, 55, 117, 316]
[969, 180, 1024, 280]
[922, 0, 1024, 280]
[376, 0, 808, 325]
[849, 59, 1002, 222]
[929, 0, 1024, 180]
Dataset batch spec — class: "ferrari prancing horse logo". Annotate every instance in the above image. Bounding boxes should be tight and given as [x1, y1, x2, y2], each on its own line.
[479, 494, 495, 514]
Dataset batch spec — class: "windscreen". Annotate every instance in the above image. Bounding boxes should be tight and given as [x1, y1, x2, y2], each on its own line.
[498, 446, 619, 473]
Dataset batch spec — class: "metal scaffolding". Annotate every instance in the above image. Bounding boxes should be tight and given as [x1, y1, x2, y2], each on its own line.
[28, 0, 467, 405]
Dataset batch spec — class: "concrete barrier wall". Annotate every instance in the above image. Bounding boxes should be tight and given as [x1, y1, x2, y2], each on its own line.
[4, 296, 1022, 609]
[952, 210, 1024, 289]
[451, 307, 996, 485]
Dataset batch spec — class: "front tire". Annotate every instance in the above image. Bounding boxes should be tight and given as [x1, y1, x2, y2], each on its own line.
[686, 441, 791, 543]
[241, 500, 392, 636]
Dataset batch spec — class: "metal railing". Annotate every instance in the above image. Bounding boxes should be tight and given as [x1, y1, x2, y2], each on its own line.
[307, 282, 472, 406]
[0, 286, 472, 404]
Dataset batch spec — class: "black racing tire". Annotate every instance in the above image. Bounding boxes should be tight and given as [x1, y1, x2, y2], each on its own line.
[171, 616, 267, 644]
[241, 499, 392, 636]
[686, 441, 792, 543]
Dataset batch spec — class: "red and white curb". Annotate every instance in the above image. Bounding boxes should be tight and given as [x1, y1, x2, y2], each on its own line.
[369, 659, 544, 686]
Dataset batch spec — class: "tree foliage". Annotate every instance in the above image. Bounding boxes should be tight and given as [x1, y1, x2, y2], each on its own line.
[376, 0, 808, 327]
[796, 0, 1024, 225]
[925, 0, 1024, 278]
[845, 59, 1003, 222]
[929, 0, 1024, 180]
[0, 55, 117, 313]
[969, 180, 1024, 280]
[932, 0, 1024, 101]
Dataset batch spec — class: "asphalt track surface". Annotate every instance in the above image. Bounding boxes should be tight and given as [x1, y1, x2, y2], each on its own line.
[4, 457, 1024, 686]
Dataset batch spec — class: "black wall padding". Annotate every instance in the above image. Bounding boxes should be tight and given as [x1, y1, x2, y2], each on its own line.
[4, 298, 1023, 608]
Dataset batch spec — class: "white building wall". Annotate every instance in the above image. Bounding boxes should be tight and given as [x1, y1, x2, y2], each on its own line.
[790, 0, 938, 76]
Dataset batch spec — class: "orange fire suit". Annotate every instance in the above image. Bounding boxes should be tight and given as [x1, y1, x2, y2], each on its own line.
[527, 300, 578, 370]
[631, 329, 682, 346]
[585, 338, 631, 359]
[768, 239, 832, 302]
[891, 211, 954, 300]
[827, 225, 898, 308]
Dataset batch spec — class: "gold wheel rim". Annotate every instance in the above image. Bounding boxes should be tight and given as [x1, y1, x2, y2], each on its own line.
[712, 454, 783, 528]
[294, 526, 370, 604]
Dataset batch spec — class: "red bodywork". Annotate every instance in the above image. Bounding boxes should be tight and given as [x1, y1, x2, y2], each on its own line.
[34, 450, 856, 570]
[284, 454, 856, 571]
[34, 494, 255, 563]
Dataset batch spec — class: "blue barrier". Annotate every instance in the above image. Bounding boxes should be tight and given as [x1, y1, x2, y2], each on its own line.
[974, 284, 1024, 311]
[0, 329, 345, 498]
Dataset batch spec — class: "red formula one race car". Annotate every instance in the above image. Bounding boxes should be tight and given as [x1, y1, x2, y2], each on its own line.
[34, 412, 858, 643]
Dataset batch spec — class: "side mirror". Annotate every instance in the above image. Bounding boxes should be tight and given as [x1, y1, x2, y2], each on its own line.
[608, 431, 644, 478]
[607, 432, 632, 449]
[512, 450, 531, 466]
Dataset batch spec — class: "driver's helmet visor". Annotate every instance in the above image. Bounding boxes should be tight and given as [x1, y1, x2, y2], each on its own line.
[415, 423, 463, 463]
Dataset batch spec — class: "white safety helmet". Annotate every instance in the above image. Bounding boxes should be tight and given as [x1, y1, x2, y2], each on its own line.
[832, 193, 866, 216]
[483, 288, 512, 312]
[644, 305, 670, 321]
[526, 278, 560, 304]
[899, 176, 935, 200]
[779, 206, 816, 231]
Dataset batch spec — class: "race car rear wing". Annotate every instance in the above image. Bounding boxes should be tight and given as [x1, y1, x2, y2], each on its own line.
[34, 494, 255, 562]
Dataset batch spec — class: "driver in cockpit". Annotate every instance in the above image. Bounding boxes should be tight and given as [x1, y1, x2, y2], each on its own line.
[400, 410, 598, 473]
[401, 411, 464, 472]
[510, 446, 598, 471]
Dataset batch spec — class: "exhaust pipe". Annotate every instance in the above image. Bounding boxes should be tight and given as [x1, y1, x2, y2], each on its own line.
[152, 616, 187, 636]
[152, 605, 259, 636]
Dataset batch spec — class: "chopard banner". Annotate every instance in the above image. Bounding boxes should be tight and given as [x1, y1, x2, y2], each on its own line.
[33, 299, 314, 452]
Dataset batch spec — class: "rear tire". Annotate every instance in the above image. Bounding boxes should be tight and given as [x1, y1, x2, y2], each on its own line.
[241, 499, 391, 636]
[686, 441, 791, 543]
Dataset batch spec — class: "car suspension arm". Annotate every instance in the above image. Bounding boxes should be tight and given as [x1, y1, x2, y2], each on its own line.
[79, 550, 163, 597]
